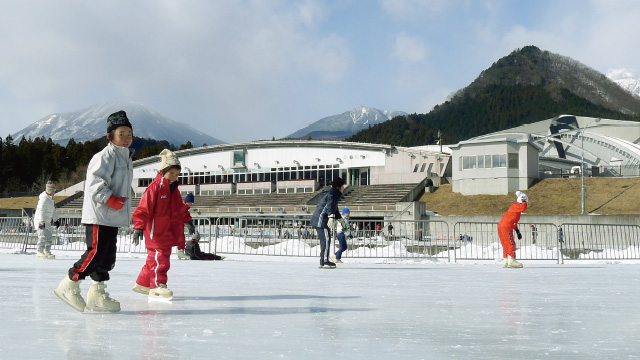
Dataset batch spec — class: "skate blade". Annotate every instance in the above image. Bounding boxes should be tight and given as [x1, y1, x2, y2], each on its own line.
[53, 289, 85, 312]
[148, 295, 173, 302]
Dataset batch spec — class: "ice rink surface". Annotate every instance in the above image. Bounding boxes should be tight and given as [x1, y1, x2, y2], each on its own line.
[1, 252, 639, 359]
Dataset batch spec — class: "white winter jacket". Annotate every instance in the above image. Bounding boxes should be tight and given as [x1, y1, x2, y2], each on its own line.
[81, 142, 134, 227]
[34, 191, 58, 228]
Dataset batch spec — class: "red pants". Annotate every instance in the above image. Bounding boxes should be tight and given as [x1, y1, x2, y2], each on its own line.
[136, 247, 172, 289]
[498, 226, 517, 258]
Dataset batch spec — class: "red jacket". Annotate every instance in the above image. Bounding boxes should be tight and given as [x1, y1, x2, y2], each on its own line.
[132, 173, 192, 250]
[498, 201, 527, 230]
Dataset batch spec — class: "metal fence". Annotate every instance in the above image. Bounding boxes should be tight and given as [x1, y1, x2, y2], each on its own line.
[2, 215, 639, 262]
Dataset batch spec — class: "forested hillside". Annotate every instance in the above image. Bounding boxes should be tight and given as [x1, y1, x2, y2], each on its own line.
[0, 135, 192, 194]
[348, 46, 640, 146]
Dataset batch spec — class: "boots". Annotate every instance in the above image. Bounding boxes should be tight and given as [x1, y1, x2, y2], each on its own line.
[37, 250, 55, 259]
[54, 277, 86, 312]
[177, 249, 190, 260]
[503, 258, 508, 268]
[132, 284, 150, 295]
[507, 255, 523, 268]
[148, 284, 173, 301]
[86, 282, 121, 312]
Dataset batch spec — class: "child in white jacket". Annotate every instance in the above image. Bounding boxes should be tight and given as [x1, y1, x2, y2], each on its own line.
[35, 181, 59, 259]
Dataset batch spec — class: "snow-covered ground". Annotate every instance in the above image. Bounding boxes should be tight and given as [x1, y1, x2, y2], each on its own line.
[1, 251, 639, 359]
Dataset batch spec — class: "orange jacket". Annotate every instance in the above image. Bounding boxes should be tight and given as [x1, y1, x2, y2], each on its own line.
[498, 201, 527, 230]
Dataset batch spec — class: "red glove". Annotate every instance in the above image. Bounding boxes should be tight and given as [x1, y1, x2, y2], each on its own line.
[106, 195, 126, 210]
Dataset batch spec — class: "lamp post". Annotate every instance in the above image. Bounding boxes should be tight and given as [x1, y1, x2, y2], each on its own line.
[580, 118, 601, 215]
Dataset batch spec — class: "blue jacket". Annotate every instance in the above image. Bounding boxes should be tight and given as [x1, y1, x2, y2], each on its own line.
[310, 187, 342, 228]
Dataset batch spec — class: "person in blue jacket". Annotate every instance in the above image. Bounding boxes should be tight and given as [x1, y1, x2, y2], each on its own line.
[310, 177, 345, 268]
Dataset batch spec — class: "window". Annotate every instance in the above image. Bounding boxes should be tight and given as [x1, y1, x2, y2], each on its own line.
[477, 155, 484, 168]
[462, 156, 477, 170]
[427, 163, 433, 173]
[420, 163, 426, 172]
[492, 154, 506, 168]
[485, 155, 491, 168]
[508, 153, 519, 169]
[413, 164, 419, 172]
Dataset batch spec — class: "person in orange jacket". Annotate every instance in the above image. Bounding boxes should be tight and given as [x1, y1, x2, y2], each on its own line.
[498, 191, 528, 268]
[131, 149, 194, 300]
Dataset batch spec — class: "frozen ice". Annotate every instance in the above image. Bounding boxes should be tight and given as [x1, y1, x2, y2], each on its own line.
[1, 251, 639, 359]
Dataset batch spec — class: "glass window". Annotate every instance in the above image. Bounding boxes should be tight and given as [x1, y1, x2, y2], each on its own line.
[508, 153, 519, 169]
[477, 155, 484, 168]
[492, 154, 506, 168]
[485, 155, 492, 168]
[420, 163, 426, 172]
[413, 164, 419, 172]
[427, 163, 433, 173]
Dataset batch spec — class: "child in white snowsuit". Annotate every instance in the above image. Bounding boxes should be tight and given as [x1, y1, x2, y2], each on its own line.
[131, 149, 193, 301]
[35, 180, 59, 259]
[54, 110, 134, 312]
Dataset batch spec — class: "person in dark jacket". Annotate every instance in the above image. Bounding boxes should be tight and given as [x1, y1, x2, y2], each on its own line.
[185, 233, 224, 260]
[310, 177, 345, 268]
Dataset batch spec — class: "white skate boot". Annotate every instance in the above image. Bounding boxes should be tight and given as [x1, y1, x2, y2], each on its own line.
[148, 284, 173, 301]
[54, 277, 86, 312]
[44, 250, 56, 259]
[503, 258, 508, 267]
[36, 251, 47, 259]
[86, 282, 121, 312]
[177, 249, 190, 260]
[506, 255, 523, 268]
[132, 284, 150, 295]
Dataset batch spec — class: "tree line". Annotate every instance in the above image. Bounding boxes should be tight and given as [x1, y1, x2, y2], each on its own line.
[0, 135, 194, 195]
[348, 84, 639, 147]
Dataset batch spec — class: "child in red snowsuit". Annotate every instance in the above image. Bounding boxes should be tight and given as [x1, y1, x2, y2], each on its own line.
[131, 149, 193, 300]
[498, 191, 528, 268]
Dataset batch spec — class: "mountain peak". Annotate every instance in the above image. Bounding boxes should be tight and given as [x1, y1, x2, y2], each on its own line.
[286, 106, 407, 140]
[12, 101, 224, 146]
[606, 69, 640, 98]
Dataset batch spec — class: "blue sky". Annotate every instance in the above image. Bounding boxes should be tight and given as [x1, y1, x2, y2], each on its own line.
[1, 0, 639, 143]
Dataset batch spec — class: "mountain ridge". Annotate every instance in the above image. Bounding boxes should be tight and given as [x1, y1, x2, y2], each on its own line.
[348, 46, 640, 146]
[12, 101, 225, 147]
[286, 105, 407, 139]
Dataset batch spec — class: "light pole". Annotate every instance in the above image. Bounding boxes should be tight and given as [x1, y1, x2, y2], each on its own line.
[580, 118, 600, 215]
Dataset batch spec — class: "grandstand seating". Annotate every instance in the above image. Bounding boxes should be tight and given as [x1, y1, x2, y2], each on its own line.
[340, 183, 419, 206]
[56, 183, 421, 211]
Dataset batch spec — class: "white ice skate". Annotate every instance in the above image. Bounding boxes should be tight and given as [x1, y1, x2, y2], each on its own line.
[44, 251, 55, 259]
[86, 282, 121, 312]
[132, 284, 150, 295]
[36, 251, 47, 259]
[54, 277, 86, 312]
[148, 284, 173, 301]
[177, 249, 190, 260]
[506, 255, 523, 268]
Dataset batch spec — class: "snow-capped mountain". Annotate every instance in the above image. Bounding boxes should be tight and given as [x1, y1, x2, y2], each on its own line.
[606, 69, 640, 98]
[286, 106, 407, 140]
[12, 101, 224, 146]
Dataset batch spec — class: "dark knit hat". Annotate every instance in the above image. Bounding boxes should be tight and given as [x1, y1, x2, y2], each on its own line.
[184, 192, 195, 204]
[331, 177, 345, 189]
[106, 110, 132, 133]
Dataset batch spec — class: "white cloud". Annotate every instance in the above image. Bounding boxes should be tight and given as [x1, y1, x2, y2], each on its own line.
[392, 33, 428, 64]
[380, 0, 452, 20]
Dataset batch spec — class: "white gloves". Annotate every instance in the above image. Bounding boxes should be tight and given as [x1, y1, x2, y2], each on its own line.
[516, 191, 528, 203]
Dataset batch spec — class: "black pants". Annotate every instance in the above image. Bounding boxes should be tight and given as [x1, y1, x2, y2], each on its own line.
[315, 226, 332, 263]
[69, 224, 118, 282]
